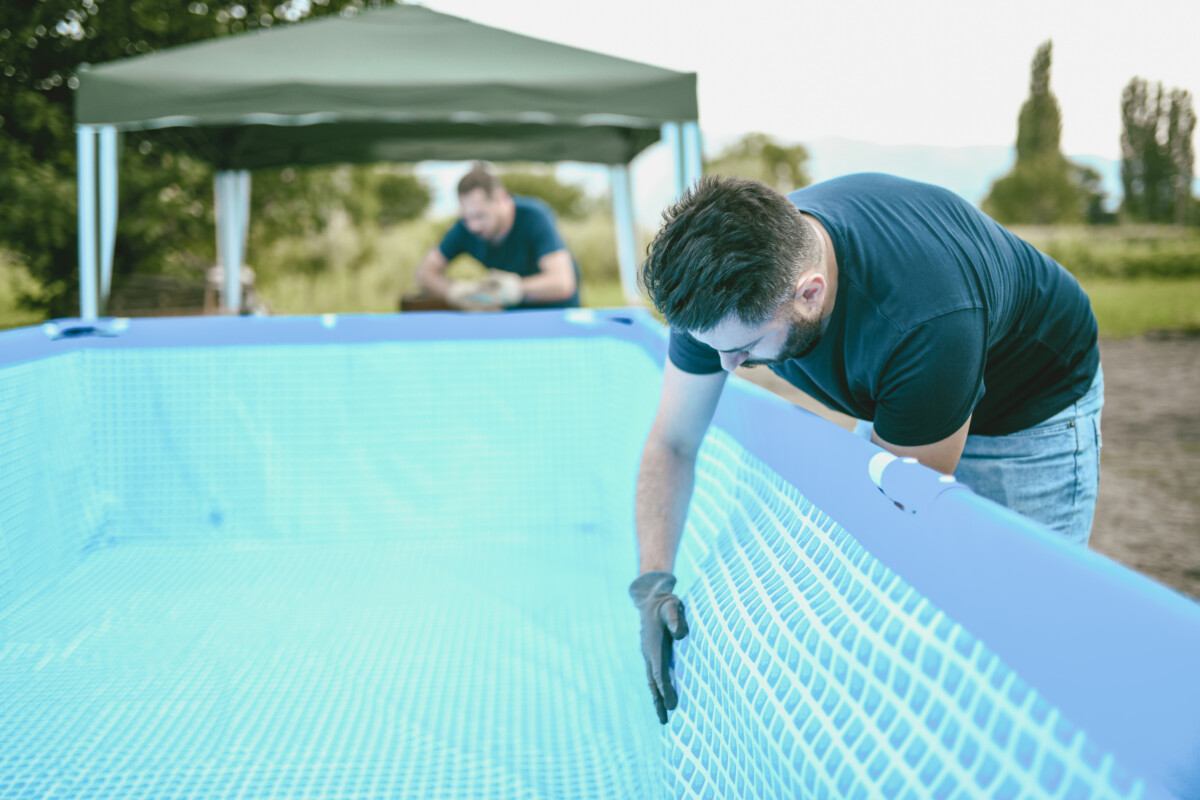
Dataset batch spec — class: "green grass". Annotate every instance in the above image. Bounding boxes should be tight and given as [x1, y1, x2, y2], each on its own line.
[1079, 276, 1200, 338]
[580, 280, 630, 308]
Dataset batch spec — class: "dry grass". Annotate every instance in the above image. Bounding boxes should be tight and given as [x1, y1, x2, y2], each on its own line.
[6, 220, 1198, 334]
[252, 212, 643, 315]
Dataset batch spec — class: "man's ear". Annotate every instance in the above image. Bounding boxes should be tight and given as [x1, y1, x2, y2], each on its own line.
[793, 272, 826, 313]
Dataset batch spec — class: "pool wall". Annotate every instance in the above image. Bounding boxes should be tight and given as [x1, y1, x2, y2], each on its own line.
[2, 310, 1199, 800]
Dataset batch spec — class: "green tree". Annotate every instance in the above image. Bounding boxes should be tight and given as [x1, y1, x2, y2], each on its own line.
[499, 167, 594, 220]
[371, 169, 432, 228]
[0, 0, 390, 318]
[1120, 80, 1195, 224]
[983, 41, 1101, 225]
[1168, 88, 1196, 225]
[250, 163, 429, 242]
[1121, 79, 1171, 222]
[705, 132, 810, 194]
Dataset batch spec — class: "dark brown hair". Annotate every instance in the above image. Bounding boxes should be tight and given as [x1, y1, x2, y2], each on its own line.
[640, 175, 819, 332]
[457, 162, 505, 198]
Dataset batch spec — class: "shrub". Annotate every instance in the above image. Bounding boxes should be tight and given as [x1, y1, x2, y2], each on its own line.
[1012, 225, 1200, 279]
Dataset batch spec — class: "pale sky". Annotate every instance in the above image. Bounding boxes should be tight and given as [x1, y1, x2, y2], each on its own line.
[419, 0, 1199, 160]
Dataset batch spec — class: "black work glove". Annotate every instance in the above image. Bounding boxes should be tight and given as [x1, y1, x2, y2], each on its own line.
[629, 571, 690, 724]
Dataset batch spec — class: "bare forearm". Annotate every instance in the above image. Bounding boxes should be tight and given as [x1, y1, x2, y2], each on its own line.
[635, 439, 697, 575]
[416, 252, 452, 298]
[520, 270, 575, 302]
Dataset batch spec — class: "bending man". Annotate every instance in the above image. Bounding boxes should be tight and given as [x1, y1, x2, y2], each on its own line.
[630, 173, 1103, 723]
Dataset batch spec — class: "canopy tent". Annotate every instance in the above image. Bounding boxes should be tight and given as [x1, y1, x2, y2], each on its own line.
[73, 4, 702, 318]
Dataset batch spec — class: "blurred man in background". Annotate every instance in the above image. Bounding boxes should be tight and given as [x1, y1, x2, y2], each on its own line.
[413, 163, 579, 311]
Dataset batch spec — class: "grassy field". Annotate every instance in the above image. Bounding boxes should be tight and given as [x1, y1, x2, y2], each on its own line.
[241, 211, 636, 316]
[1078, 277, 1200, 338]
[4, 221, 1200, 337]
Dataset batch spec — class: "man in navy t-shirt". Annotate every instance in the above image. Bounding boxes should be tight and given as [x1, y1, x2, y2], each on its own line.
[628, 173, 1104, 725]
[414, 163, 580, 310]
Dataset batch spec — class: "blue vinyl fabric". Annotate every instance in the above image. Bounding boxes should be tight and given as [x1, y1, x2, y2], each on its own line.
[1, 310, 1199, 800]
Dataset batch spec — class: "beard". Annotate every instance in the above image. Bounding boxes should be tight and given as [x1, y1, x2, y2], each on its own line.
[742, 313, 824, 367]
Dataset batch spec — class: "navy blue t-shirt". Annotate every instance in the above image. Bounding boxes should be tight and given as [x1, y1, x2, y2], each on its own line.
[669, 173, 1099, 445]
[438, 196, 580, 309]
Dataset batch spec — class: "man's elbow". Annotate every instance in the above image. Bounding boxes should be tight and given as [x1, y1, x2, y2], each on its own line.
[645, 425, 702, 466]
[415, 262, 436, 289]
[557, 273, 578, 300]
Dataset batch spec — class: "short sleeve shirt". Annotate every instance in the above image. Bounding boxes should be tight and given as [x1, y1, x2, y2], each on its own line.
[438, 196, 580, 309]
[668, 173, 1099, 445]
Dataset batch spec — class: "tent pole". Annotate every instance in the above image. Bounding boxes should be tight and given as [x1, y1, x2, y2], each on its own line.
[609, 165, 639, 304]
[661, 122, 685, 200]
[682, 121, 703, 188]
[237, 170, 252, 263]
[77, 126, 99, 321]
[98, 126, 119, 311]
[214, 171, 243, 313]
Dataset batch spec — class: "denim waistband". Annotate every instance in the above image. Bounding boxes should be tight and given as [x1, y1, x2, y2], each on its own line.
[1034, 363, 1105, 429]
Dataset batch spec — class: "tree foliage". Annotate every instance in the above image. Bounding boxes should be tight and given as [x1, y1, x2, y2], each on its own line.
[249, 163, 430, 260]
[499, 167, 594, 220]
[1120, 78, 1196, 224]
[0, 0, 426, 318]
[705, 132, 811, 194]
[983, 41, 1104, 225]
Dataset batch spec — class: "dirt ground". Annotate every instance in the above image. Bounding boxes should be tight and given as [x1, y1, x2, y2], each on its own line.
[735, 336, 1200, 602]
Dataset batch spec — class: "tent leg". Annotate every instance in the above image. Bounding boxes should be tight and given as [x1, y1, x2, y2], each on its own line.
[98, 126, 119, 311]
[214, 171, 244, 314]
[237, 170, 252, 260]
[682, 121, 703, 188]
[661, 122, 685, 200]
[77, 126, 99, 321]
[610, 165, 639, 305]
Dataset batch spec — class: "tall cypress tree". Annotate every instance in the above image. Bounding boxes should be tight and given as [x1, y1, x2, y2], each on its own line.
[1120, 78, 1153, 221]
[1168, 89, 1196, 225]
[1016, 42, 1063, 163]
[984, 41, 1098, 224]
[1121, 80, 1195, 224]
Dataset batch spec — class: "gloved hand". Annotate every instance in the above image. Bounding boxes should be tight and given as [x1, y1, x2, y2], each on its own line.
[445, 271, 523, 311]
[629, 571, 689, 724]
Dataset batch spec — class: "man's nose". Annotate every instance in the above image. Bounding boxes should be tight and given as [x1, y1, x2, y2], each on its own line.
[720, 351, 748, 372]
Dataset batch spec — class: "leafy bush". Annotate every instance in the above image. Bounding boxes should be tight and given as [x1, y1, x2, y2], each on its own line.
[559, 213, 619, 284]
[499, 168, 594, 220]
[705, 132, 811, 194]
[1013, 225, 1200, 279]
[373, 172, 432, 228]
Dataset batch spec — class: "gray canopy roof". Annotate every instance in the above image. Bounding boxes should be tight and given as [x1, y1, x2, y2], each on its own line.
[74, 4, 698, 168]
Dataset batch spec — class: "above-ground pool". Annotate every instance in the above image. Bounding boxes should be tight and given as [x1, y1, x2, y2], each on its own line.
[1, 310, 1199, 799]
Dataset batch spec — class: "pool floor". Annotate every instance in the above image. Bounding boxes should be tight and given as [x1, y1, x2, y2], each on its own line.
[0, 532, 662, 798]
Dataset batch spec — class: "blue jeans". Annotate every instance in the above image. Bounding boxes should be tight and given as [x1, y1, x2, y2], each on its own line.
[855, 364, 1105, 545]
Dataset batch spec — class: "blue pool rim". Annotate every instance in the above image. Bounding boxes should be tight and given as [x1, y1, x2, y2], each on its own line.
[3, 308, 1199, 798]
